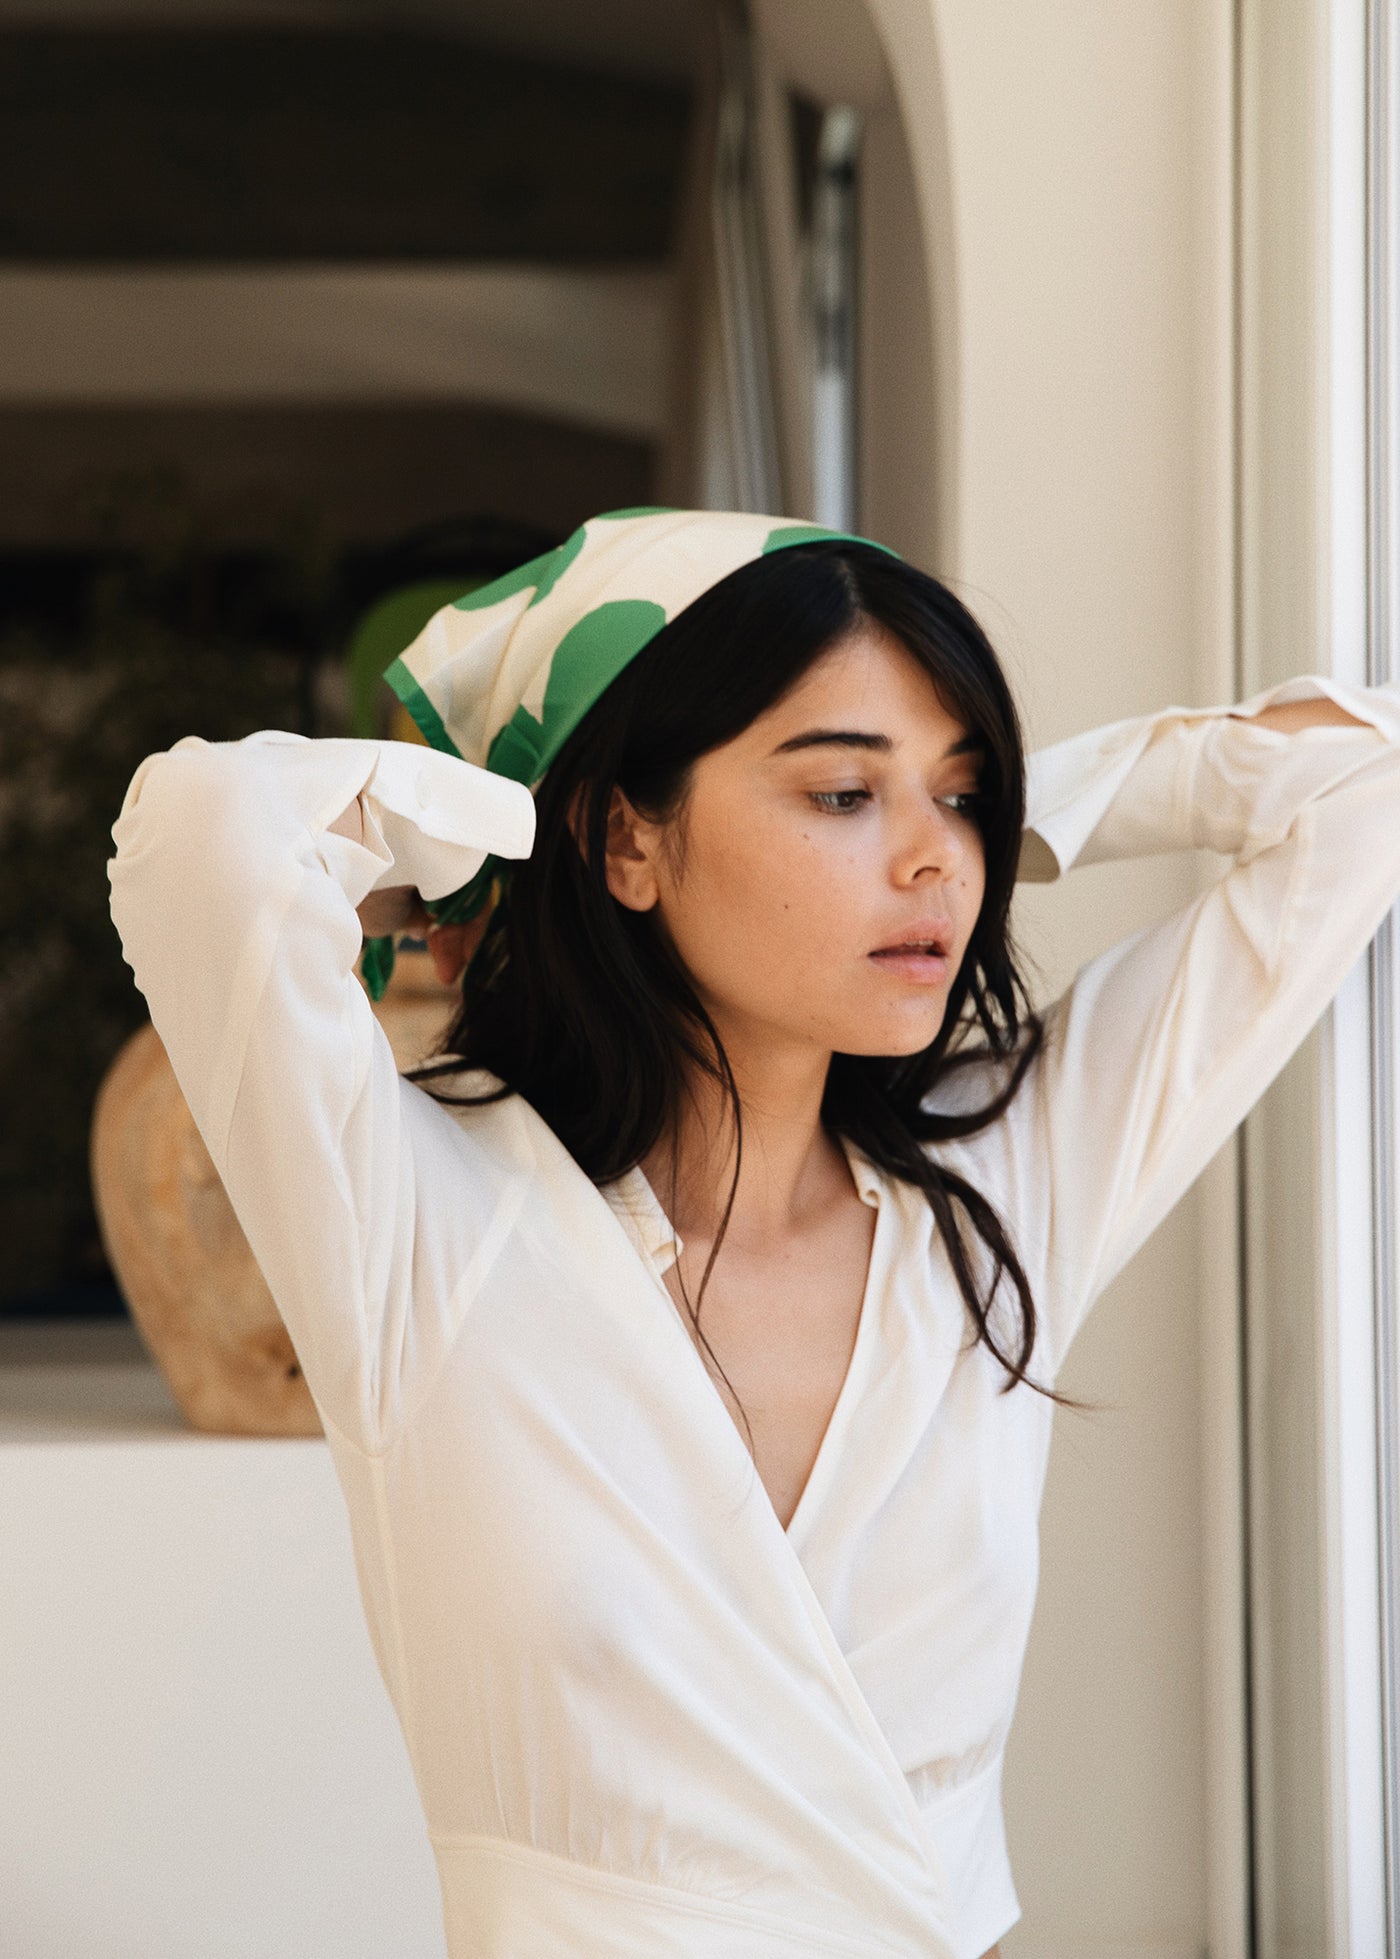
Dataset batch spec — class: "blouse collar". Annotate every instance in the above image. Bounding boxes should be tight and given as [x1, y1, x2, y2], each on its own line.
[601, 1134, 883, 1281]
[601, 1164, 685, 1277]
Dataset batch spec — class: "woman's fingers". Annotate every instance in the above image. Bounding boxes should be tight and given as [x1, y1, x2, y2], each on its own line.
[425, 913, 490, 987]
[356, 889, 491, 986]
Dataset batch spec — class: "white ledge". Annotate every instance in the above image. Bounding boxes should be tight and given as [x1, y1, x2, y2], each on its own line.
[0, 1320, 326, 1446]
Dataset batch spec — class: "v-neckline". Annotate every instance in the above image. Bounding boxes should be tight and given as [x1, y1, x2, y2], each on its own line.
[601, 1135, 888, 1544]
[579, 1151, 951, 1935]
[590, 1143, 956, 1932]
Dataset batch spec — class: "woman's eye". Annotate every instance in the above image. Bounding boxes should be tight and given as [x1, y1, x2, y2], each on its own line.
[808, 788, 871, 814]
[939, 792, 979, 816]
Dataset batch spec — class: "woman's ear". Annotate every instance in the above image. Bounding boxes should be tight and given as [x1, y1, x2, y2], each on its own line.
[602, 785, 662, 912]
[564, 782, 662, 910]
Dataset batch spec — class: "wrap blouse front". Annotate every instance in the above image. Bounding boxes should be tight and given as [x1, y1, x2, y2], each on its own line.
[107, 672, 1400, 1959]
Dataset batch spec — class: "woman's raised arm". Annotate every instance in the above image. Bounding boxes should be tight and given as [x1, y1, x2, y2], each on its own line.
[1001, 674, 1400, 1378]
[107, 730, 534, 1451]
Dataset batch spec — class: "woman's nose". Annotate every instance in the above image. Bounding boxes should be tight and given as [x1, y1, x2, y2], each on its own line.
[891, 797, 968, 884]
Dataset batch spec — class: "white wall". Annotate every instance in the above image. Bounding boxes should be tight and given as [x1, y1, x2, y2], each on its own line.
[0, 1330, 447, 1959]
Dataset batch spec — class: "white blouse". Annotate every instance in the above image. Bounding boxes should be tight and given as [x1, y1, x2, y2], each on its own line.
[108, 672, 1400, 1959]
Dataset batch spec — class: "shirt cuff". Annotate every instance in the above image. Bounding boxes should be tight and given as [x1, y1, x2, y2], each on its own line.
[350, 741, 535, 904]
[1018, 675, 1400, 882]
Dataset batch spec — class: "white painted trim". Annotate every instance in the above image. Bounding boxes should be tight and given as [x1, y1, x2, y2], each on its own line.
[1319, 958, 1387, 1954]
[1317, 0, 1389, 1947]
[1366, 0, 1400, 1943]
[1238, 0, 1390, 1944]
[1319, 0, 1390, 1949]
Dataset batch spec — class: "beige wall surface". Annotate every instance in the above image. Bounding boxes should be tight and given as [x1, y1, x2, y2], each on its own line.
[855, 2, 1239, 1952]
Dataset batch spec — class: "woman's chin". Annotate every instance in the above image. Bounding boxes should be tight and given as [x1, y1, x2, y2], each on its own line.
[834, 1010, 948, 1059]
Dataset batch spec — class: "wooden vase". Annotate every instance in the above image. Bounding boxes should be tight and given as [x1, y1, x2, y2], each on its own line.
[89, 948, 457, 1436]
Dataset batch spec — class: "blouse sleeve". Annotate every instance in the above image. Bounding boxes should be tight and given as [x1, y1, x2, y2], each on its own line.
[107, 729, 536, 1452]
[1007, 673, 1400, 1378]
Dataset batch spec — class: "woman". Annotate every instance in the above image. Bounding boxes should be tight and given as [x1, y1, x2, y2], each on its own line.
[108, 507, 1400, 1959]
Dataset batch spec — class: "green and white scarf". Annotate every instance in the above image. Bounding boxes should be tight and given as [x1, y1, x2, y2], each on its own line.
[364, 504, 900, 995]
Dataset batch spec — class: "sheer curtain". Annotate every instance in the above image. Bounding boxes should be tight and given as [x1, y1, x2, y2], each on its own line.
[657, 0, 859, 528]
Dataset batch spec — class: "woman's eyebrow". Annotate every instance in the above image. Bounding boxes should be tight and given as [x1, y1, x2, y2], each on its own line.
[768, 729, 983, 758]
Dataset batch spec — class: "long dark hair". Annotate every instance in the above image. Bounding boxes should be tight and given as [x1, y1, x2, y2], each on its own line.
[411, 542, 1094, 1420]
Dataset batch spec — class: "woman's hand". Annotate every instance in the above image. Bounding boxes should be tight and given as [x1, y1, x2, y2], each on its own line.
[1245, 697, 1372, 734]
[354, 885, 493, 988]
[334, 801, 495, 985]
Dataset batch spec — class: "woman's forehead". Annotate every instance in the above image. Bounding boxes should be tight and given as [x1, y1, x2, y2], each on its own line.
[762, 624, 972, 741]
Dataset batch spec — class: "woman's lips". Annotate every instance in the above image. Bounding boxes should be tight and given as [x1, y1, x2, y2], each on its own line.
[868, 948, 950, 982]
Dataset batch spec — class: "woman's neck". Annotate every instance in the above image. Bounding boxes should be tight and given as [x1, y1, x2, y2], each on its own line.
[640, 1022, 850, 1253]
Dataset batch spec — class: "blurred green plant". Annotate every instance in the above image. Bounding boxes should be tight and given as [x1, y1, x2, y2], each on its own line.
[0, 465, 333, 1313]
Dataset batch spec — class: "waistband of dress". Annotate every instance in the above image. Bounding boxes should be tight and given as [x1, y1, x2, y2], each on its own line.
[429, 1831, 954, 1959]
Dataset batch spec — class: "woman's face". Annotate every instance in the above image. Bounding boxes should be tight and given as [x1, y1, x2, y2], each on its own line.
[605, 622, 988, 1061]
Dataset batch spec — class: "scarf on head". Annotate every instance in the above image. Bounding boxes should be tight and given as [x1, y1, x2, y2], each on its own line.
[362, 504, 901, 997]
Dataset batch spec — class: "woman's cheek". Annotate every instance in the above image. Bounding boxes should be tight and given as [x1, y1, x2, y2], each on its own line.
[712, 858, 809, 997]
[681, 800, 858, 983]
